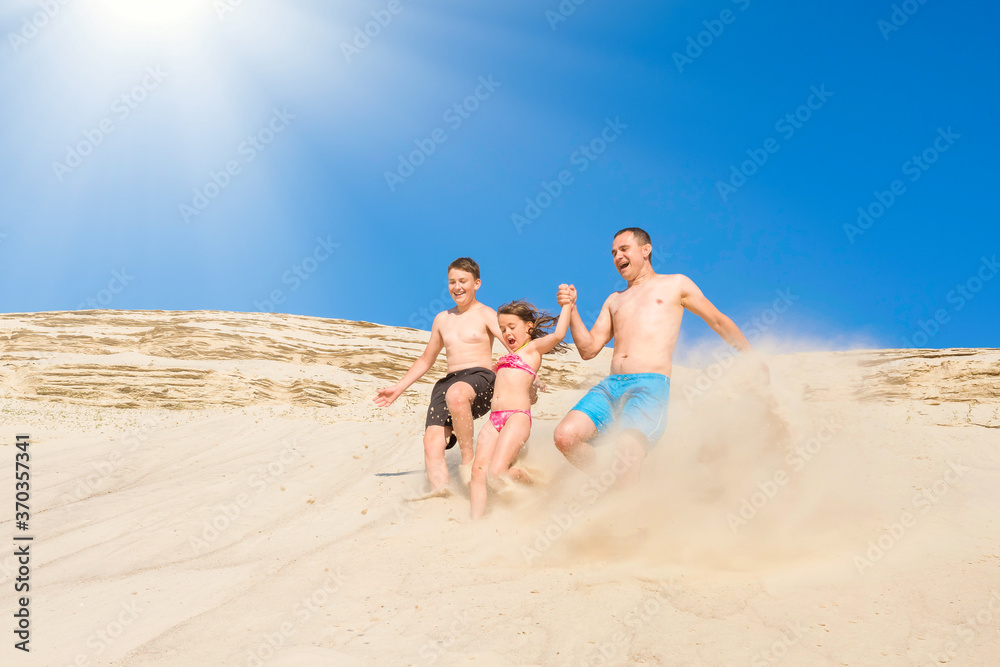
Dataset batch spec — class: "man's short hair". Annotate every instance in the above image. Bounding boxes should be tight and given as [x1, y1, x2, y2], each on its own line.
[613, 227, 652, 248]
[448, 257, 480, 281]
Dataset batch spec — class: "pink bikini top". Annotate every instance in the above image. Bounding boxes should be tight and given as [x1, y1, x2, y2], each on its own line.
[493, 353, 536, 377]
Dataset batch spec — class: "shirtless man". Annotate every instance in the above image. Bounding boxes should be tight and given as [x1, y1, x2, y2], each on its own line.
[554, 227, 767, 482]
[375, 257, 510, 495]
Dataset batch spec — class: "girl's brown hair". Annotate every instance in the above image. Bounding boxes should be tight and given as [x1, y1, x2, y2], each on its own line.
[497, 300, 568, 353]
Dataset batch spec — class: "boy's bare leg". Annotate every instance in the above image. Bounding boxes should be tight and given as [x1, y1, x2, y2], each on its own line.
[553, 410, 599, 474]
[445, 381, 478, 470]
[422, 425, 450, 492]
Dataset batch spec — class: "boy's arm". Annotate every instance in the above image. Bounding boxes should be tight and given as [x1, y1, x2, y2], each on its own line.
[373, 317, 445, 407]
[679, 275, 769, 382]
[558, 284, 613, 361]
[530, 303, 573, 355]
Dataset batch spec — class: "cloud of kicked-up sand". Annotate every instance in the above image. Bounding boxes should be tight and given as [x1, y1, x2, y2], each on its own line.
[475, 337, 972, 583]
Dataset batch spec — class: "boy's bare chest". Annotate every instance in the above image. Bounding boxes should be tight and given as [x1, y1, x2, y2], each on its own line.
[440, 316, 490, 347]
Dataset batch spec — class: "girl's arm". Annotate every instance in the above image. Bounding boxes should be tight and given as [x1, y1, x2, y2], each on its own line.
[530, 303, 573, 355]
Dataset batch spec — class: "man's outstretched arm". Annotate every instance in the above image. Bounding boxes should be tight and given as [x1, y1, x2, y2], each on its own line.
[679, 275, 768, 380]
[678, 275, 751, 349]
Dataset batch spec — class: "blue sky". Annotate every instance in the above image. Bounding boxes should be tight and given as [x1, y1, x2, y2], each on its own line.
[0, 0, 996, 350]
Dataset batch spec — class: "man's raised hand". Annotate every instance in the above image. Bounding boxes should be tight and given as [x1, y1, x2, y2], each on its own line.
[557, 283, 576, 306]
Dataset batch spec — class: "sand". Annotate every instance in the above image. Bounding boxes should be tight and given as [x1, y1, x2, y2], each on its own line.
[0, 310, 998, 666]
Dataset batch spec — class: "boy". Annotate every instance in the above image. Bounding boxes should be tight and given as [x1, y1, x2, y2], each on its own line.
[375, 257, 507, 496]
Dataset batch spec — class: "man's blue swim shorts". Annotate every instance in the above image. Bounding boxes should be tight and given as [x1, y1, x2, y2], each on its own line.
[571, 373, 670, 446]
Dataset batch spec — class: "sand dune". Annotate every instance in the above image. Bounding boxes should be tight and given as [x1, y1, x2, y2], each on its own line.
[0, 310, 997, 666]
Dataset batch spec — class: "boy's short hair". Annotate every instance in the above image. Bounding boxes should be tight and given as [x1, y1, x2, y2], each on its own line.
[613, 227, 652, 248]
[448, 257, 481, 281]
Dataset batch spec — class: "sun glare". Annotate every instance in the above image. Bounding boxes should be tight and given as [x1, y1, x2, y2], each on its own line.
[91, 0, 210, 30]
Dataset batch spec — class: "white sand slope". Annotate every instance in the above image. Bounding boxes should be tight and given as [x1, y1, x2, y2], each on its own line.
[0, 310, 997, 666]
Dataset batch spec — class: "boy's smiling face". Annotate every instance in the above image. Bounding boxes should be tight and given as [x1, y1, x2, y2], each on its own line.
[448, 268, 480, 307]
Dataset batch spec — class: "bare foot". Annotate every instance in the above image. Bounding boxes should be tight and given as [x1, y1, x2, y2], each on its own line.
[486, 474, 513, 494]
[459, 462, 473, 486]
[507, 466, 535, 485]
[405, 487, 452, 502]
[512, 465, 549, 485]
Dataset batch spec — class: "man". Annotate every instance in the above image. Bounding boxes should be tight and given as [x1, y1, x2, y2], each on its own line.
[375, 257, 508, 496]
[554, 227, 767, 482]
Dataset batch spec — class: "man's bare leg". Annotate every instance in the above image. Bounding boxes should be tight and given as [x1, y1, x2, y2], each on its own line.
[445, 382, 478, 483]
[554, 410, 600, 474]
[422, 425, 450, 493]
[613, 429, 648, 486]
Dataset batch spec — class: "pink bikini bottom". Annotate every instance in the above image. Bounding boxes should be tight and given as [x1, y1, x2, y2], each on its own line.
[488, 409, 532, 433]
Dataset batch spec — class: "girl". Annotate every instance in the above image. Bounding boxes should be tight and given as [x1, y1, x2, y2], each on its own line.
[470, 299, 571, 519]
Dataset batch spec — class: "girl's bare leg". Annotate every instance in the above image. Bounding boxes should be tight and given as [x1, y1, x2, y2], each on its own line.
[488, 414, 532, 487]
[470, 423, 499, 519]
